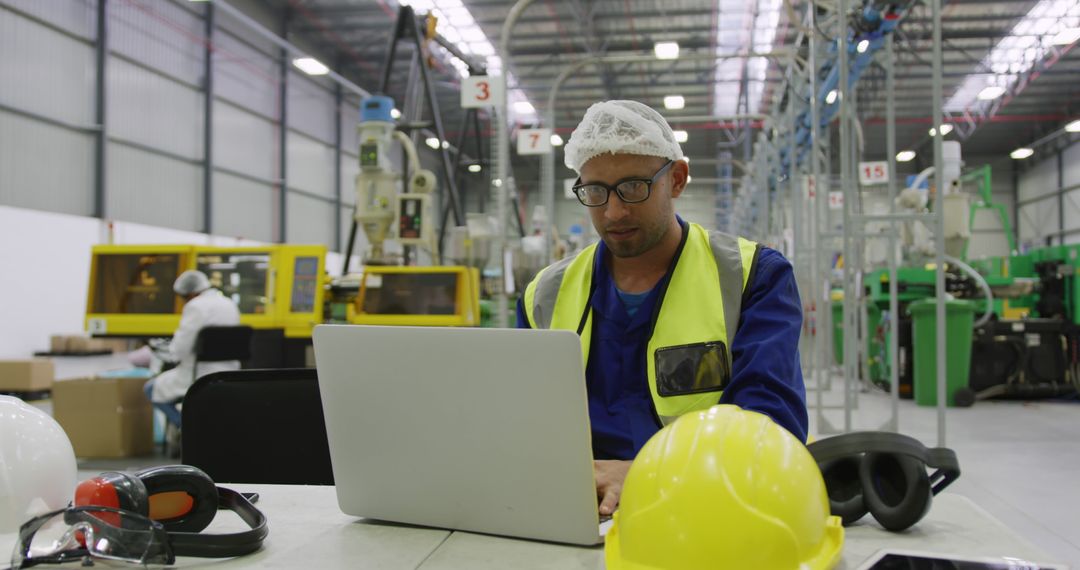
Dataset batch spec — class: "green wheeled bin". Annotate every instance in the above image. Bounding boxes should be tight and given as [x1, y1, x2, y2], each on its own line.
[908, 299, 976, 407]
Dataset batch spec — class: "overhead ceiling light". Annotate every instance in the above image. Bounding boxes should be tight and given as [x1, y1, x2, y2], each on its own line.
[896, 150, 916, 162]
[1065, 119, 1080, 133]
[550, 134, 564, 147]
[663, 95, 685, 110]
[977, 86, 1006, 100]
[825, 90, 838, 104]
[673, 130, 689, 143]
[856, 39, 870, 53]
[426, 137, 440, 149]
[513, 101, 535, 115]
[292, 57, 329, 76]
[1051, 27, 1080, 46]
[441, 140, 450, 149]
[929, 124, 954, 137]
[947, 1, 1080, 112]
[654, 41, 680, 60]
[1010, 147, 1034, 160]
[390, 108, 402, 119]
[468, 164, 482, 173]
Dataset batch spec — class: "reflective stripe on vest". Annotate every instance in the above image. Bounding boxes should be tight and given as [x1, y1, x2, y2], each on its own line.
[524, 223, 758, 425]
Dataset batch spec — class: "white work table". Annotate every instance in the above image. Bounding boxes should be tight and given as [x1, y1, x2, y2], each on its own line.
[6, 485, 1060, 569]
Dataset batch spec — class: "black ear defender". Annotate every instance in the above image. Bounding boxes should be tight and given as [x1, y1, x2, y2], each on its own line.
[74, 464, 268, 558]
[807, 432, 960, 531]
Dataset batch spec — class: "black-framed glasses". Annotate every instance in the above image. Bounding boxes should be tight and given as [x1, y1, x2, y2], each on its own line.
[572, 159, 675, 207]
[11, 506, 174, 568]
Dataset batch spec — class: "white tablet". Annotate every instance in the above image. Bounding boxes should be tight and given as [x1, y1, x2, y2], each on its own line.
[856, 549, 1069, 570]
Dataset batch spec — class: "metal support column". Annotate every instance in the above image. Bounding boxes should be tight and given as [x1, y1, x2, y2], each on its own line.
[1059, 150, 1066, 245]
[93, 0, 108, 219]
[838, 0, 855, 433]
[931, 0, 948, 447]
[277, 13, 289, 243]
[808, 1, 834, 433]
[333, 80, 343, 253]
[885, 34, 900, 432]
[202, 2, 215, 235]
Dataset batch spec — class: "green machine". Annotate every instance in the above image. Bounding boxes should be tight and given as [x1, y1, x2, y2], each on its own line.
[840, 164, 1080, 403]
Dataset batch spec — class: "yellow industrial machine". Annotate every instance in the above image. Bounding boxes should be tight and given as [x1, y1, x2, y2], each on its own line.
[85, 244, 326, 339]
[84, 96, 488, 359]
[348, 265, 480, 327]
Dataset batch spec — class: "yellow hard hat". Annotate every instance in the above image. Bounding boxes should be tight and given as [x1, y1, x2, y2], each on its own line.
[605, 405, 844, 570]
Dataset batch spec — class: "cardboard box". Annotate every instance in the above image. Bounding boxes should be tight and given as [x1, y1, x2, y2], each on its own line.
[50, 335, 69, 353]
[52, 376, 153, 458]
[0, 359, 54, 391]
[66, 336, 91, 353]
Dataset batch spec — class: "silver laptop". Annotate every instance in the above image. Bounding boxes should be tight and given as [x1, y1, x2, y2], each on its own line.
[313, 325, 602, 545]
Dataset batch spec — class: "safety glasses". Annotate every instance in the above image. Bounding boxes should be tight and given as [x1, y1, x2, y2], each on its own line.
[11, 506, 174, 568]
[572, 160, 674, 207]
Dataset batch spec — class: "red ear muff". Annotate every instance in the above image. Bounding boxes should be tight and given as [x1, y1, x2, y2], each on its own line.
[74, 472, 150, 515]
[135, 465, 218, 533]
[74, 471, 150, 529]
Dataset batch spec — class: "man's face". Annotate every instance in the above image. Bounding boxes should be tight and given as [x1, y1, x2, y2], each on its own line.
[578, 154, 686, 258]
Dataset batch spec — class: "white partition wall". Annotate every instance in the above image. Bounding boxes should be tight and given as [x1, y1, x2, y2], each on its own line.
[0, 0, 362, 252]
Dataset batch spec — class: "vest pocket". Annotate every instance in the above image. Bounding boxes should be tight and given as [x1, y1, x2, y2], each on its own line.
[654, 341, 731, 397]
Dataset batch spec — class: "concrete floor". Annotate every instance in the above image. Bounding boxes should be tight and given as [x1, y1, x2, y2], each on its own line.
[26, 355, 1080, 566]
[809, 375, 1080, 565]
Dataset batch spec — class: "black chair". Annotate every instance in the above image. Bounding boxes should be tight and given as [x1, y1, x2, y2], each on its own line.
[192, 325, 254, 383]
[180, 368, 334, 485]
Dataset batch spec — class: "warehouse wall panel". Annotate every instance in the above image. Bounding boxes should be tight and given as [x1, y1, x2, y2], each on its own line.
[965, 156, 1016, 260]
[213, 29, 279, 118]
[214, 99, 276, 181]
[1064, 141, 1080, 188]
[0, 110, 94, 216]
[3, 0, 96, 40]
[341, 98, 361, 153]
[1065, 139, 1080, 237]
[340, 153, 360, 207]
[108, 57, 203, 161]
[288, 133, 335, 198]
[1018, 157, 1058, 247]
[212, 171, 274, 242]
[109, 0, 203, 87]
[287, 192, 335, 248]
[288, 71, 335, 144]
[107, 143, 202, 232]
[0, 8, 95, 125]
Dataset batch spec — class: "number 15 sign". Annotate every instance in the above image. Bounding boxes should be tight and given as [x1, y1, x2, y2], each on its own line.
[461, 76, 501, 109]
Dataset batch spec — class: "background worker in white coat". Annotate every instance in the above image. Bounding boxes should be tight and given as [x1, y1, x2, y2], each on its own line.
[143, 270, 241, 427]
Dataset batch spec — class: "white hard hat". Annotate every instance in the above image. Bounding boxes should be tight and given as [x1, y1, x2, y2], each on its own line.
[0, 396, 77, 533]
[173, 270, 211, 296]
[563, 100, 684, 173]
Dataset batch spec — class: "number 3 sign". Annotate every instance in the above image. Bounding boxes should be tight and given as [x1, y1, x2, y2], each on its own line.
[461, 76, 501, 109]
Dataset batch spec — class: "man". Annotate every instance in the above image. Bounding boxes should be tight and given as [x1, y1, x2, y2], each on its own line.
[143, 270, 241, 427]
[517, 100, 807, 516]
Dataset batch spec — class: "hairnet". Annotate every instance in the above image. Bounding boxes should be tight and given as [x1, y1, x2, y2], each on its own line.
[563, 100, 684, 173]
[173, 270, 211, 296]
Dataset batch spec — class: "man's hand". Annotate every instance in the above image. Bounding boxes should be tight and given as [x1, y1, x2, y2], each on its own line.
[594, 460, 633, 516]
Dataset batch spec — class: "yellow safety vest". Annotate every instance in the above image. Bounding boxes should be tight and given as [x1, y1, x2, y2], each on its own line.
[523, 222, 758, 425]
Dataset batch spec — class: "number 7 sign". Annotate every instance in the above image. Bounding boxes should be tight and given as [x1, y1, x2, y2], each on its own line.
[517, 128, 552, 155]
